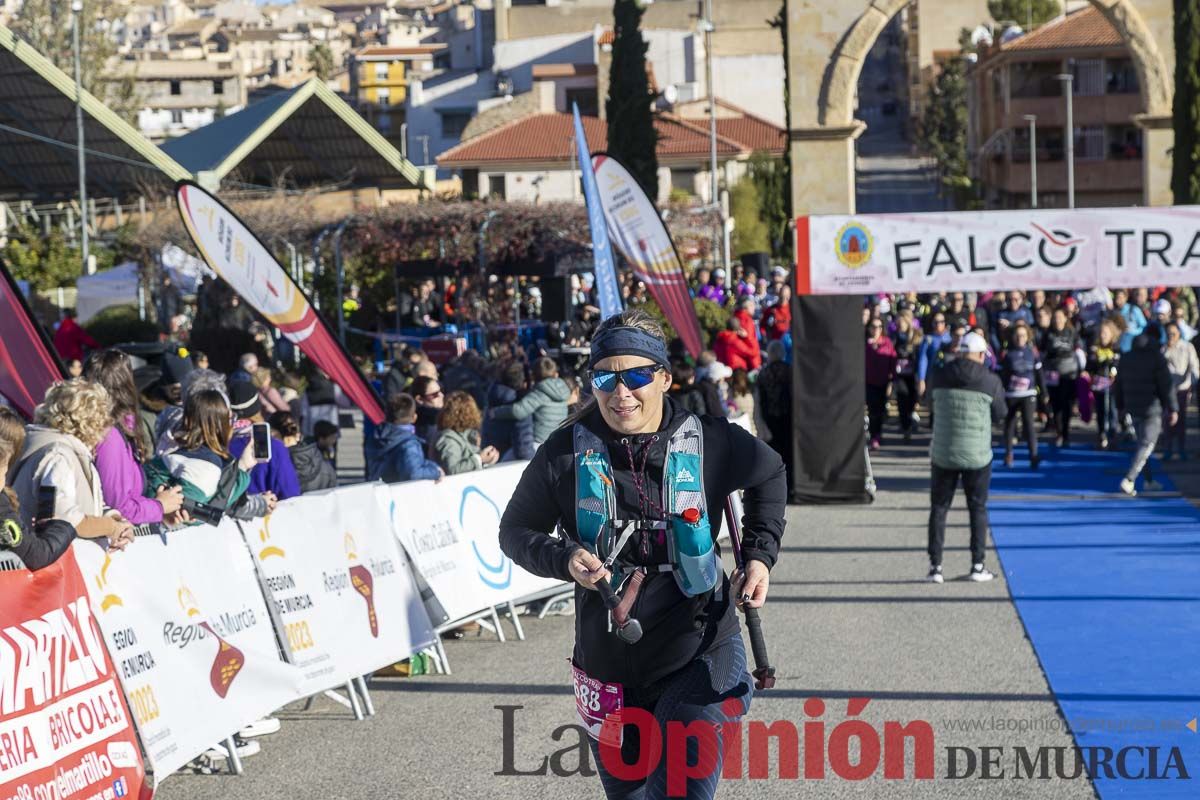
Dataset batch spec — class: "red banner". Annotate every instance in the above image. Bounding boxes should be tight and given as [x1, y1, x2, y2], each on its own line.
[0, 549, 149, 800]
[591, 154, 705, 357]
[0, 261, 64, 418]
[175, 182, 385, 424]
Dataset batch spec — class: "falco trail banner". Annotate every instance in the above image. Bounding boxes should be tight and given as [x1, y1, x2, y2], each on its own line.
[796, 206, 1200, 295]
[175, 181, 385, 424]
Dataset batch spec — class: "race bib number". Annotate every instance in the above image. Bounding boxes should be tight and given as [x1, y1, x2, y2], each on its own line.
[1008, 376, 1032, 393]
[896, 358, 912, 375]
[1045, 370, 1060, 387]
[1092, 376, 1113, 392]
[571, 661, 623, 744]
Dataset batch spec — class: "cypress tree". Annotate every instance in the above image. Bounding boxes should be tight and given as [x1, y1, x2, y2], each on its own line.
[1173, 0, 1200, 203]
[606, 0, 659, 200]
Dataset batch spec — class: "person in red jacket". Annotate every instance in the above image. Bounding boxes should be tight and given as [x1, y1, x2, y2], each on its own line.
[731, 298, 762, 369]
[865, 318, 898, 450]
[52, 310, 99, 363]
[761, 285, 792, 342]
[713, 317, 759, 371]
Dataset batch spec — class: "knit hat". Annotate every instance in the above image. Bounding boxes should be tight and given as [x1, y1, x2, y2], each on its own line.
[228, 380, 261, 420]
[160, 352, 194, 385]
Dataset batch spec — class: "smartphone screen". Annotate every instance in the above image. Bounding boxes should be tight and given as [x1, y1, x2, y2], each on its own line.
[252, 423, 272, 462]
[36, 484, 56, 520]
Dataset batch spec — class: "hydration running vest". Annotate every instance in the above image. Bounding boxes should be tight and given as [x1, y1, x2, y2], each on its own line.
[573, 415, 721, 597]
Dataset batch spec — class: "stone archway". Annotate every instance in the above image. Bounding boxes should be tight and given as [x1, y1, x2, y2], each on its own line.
[786, 0, 1176, 213]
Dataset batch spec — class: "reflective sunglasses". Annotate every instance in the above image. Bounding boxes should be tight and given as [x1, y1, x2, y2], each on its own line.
[590, 365, 664, 393]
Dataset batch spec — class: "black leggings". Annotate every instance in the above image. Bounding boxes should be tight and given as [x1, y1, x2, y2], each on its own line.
[866, 384, 888, 440]
[1004, 396, 1038, 462]
[894, 374, 917, 432]
[1050, 380, 1076, 443]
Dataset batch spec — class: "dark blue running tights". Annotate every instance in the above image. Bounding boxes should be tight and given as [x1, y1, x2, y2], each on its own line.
[587, 634, 753, 799]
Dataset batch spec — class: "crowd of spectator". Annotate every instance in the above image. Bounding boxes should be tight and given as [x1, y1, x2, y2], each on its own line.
[862, 286, 1199, 493]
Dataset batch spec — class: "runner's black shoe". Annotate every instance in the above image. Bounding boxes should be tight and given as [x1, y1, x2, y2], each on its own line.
[924, 564, 944, 584]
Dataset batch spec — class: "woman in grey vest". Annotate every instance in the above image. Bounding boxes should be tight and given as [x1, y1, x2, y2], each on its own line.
[500, 309, 786, 799]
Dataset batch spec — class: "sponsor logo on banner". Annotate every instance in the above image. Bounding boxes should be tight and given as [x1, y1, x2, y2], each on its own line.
[345, 533, 380, 638]
[462, 486, 513, 590]
[836, 222, 873, 269]
[798, 206, 1200, 294]
[247, 486, 433, 696]
[385, 466, 566, 621]
[168, 585, 248, 699]
[0, 550, 147, 799]
[74, 523, 305, 779]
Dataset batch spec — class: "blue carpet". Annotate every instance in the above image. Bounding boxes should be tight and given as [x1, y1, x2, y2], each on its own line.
[989, 445, 1200, 796]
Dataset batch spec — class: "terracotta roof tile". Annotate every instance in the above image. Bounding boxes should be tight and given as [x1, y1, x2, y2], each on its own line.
[437, 113, 745, 167]
[1002, 6, 1123, 51]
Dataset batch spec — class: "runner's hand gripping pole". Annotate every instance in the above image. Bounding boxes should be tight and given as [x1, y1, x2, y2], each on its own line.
[724, 494, 776, 690]
[597, 577, 643, 644]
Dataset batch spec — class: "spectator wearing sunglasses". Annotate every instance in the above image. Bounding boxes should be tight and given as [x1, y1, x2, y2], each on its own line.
[410, 376, 445, 455]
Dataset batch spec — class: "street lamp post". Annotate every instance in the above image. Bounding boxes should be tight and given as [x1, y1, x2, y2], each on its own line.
[1023, 114, 1037, 208]
[72, 0, 90, 274]
[1056, 71, 1075, 208]
[701, 0, 725, 270]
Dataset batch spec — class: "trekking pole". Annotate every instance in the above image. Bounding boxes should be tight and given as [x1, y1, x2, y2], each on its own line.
[723, 494, 777, 689]
[596, 577, 643, 644]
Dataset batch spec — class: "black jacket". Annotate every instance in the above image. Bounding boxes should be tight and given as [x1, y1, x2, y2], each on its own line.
[1, 490, 76, 571]
[289, 439, 338, 493]
[1115, 334, 1177, 418]
[1043, 327, 1081, 378]
[499, 397, 786, 688]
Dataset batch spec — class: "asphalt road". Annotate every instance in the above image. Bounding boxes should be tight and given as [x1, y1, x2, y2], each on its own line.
[855, 22, 947, 215]
[158, 425, 1095, 800]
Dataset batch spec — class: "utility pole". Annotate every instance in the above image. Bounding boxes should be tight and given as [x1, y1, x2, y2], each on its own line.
[1056, 71, 1075, 208]
[1023, 114, 1038, 208]
[72, 0, 90, 274]
[701, 0, 725, 269]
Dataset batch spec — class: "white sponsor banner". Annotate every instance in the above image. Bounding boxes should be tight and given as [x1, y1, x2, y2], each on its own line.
[385, 464, 566, 622]
[244, 484, 437, 695]
[72, 520, 304, 780]
[797, 206, 1200, 295]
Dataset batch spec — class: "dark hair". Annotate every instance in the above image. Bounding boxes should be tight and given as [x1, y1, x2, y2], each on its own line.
[313, 420, 339, 440]
[500, 362, 526, 391]
[387, 392, 417, 424]
[268, 410, 300, 440]
[532, 357, 558, 382]
[410, 375, 438, 400]
[673, 363, 696, 384]
[84, 349, 150, 461]
[178, 389, 232, 459]
[438, 390, 481, 432]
